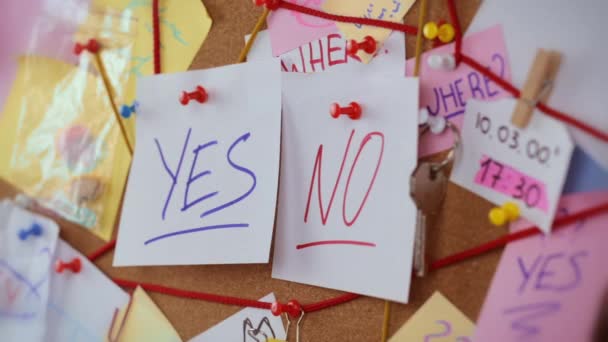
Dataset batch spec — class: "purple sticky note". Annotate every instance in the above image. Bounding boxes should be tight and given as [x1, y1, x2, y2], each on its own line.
[406, 25, 512, 157]
[475, 191, 608, 342]
[267, 0, 338, 56]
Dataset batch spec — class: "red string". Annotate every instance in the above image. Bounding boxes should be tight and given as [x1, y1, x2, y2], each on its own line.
[152, 0, 161, 74]
[278, 1, 417, 36]
[88, 239, 116, 261]
[270, 0, 608, 143]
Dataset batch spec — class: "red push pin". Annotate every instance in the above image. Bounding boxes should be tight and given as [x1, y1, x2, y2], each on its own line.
[55, 257, 82, 274]
[74, 39, 100, 55]
[253, 0, 280, 10]
[346, 36, 377, 56]
[179, 86, 208, 105]
[330, 102, 362, 120]
[270, 300, 302, 318]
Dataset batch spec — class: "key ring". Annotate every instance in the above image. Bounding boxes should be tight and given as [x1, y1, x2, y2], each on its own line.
[419, 119, 461, 176]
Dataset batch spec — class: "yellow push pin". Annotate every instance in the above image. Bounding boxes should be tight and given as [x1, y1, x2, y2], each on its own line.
[423, 21, 439, 40]
[488, 201, 520, 226]
[437, 23, 455, 43]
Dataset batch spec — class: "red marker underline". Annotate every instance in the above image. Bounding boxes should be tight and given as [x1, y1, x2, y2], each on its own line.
[296, 240, 377, 249]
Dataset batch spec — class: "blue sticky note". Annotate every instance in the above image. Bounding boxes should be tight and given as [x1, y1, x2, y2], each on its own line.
[562, 146, 608, 194]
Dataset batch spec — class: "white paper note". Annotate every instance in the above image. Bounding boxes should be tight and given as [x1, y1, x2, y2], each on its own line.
[451, 99, 574, 233]
[272, 70, 419, 303]
[467, 0, 608, 169]
[188, 293, 286, 342]
[115, 59, 282, 266]
[246, 30, 405, 74]
[0, 201, 59, 342]
[45, 239, 130, 342]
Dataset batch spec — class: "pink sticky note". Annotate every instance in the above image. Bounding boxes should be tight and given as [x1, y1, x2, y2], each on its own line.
[475, 191, 608, 342]
[406, 25, 512, 157]
[474, 155, 549, 212]
[267, 0, 338, 56]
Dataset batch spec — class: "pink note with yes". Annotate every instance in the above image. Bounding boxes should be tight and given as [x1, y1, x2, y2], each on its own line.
[406, 25, 511, 157]
[267, 0, 338, 56]
[475, 191, 608, 342]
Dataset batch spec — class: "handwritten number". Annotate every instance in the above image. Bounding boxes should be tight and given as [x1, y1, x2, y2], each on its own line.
[510, 130, 519, 149]
[491, 161, 504, 188]
[423, 320, 452, 342]
[513, 177, 525, 199]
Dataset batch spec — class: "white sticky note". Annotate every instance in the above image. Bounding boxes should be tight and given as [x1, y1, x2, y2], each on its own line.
[115, 59, 282, 266]
[467, 0, 608, 170]
[246, 30, 405, 75]
[45, 239, 130, 342]
[188, 293, 286, 342]
[451, 99, 574, 232]
[0, 201, 59, 342]
[272, 70, 419, 303]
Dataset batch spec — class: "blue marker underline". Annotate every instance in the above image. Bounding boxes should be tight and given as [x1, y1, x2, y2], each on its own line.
[144, 223, 249, 245]
[444, 109, 466, 120]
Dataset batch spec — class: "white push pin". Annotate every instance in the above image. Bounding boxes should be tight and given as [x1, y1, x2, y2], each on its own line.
[427, 53, 456, 71]
[418, 107, 430, 125]
[419, 108, 447, 134]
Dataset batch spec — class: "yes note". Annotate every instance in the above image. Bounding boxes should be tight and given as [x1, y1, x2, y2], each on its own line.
[0, 201, 59, 341]
[267, 0, 338, 56]
[323, 0, 415, 64]
[246, 30, 405, 74]
[475, 191, 608, 342]
[451, 98, 574, 233]
[406, 25, 511, 157]
[114, 59, 282, 266]
[188, 293, 286, 342]
[272, 69, 418, 302]
[388, 292, 474, 342]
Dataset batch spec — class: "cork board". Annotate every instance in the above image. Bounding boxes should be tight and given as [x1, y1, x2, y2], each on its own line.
[0, 0, 516, 340]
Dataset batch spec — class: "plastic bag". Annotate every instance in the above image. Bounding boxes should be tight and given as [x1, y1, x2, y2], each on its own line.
[0, 2, 136, 241]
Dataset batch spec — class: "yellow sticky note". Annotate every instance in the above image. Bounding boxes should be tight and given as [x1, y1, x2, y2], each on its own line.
[388, 292, 475, 342]
[0, 56, 131, 241]
[108, 286, 182, 342]
[322, 0, 414, 63]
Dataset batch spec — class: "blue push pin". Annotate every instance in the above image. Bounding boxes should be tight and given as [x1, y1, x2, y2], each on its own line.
[120, 101, 139, 118]
[18, 222, 43, 241]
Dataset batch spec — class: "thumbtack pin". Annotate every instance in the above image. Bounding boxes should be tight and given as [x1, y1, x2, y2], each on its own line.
[330, 102, 362, 120]
[489, 201, 520, 226]
[253, 0, 280, 10]
[120, 101, 139, 118]
[427, 53, 456, 71]
[180, 86, 208, 105]
[428, 115, 447, 134]
[55, 258, 82, 274]
[346, 36, 377, 56]
[18, 223, 43, 241]
[74, 39, 100, 55]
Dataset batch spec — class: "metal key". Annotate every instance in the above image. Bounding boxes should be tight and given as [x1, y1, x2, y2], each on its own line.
[410, 162, 448, 277]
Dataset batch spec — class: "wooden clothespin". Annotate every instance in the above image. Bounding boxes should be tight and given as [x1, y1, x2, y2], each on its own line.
[511, 49, 562, 128]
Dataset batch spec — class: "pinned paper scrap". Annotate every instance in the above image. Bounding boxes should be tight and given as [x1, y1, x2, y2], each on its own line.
[267, 0, 338, 56]
[246, 30, 405, 75]
[406, 25, 511, 157]
[475, 191, 608, 342]
[108, 286, 182, 342]
[468, 0, 608, 169]
[451, 98, 574, 233]
[323, 0, 414, 64]
[0, 55, 131, 241]
[114, 59, 281, 266]
[273, 68, 419, 302]
[388, 292, 474, 342]
[562, 146, 608, 194]
[45, 239, 130, 341]
[188, 293, 286, 342]
[0, 200, 59, 342]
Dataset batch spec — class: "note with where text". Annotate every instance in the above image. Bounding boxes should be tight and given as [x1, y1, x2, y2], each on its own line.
[115, 59, 282, 266]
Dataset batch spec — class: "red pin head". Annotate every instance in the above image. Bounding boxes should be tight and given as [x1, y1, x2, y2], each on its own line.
[253, 0, 280, 10]
[179, 86, 208, 105]
[270, 300, 302, 318]
[330, 102, 362, 120]
[74, 39, 100, 55]
[346, 36, 377, 56]
[55, 257, 82, 274]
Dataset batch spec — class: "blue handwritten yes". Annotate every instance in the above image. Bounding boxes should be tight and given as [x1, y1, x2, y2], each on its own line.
[148, 128, 257, 245]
